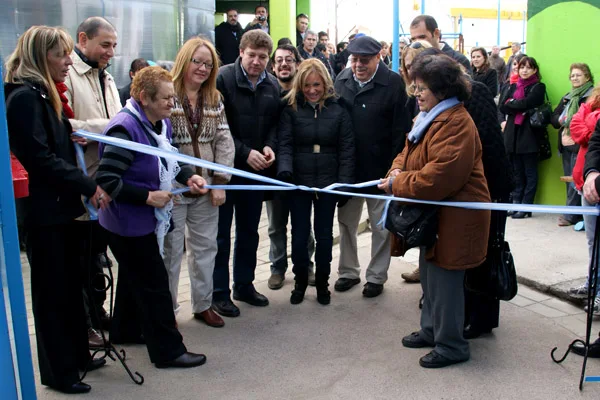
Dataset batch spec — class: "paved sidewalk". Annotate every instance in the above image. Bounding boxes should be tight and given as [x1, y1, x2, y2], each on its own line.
[18, 207, 600, 399]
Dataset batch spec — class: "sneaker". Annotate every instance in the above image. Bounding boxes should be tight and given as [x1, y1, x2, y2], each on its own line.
[569, 283, 589, 298]
[88, 327, 104, 348]
[267, 273, 285, 290]
[401, 267, 420, 283]
[584, 296, 600, 315]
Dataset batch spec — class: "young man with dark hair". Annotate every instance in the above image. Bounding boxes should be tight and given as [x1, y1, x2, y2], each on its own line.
[119, 58, 149, 106]
[409, 14, 472, 74]
[245, 5, 269, 34]
[213, 30, 281, 317]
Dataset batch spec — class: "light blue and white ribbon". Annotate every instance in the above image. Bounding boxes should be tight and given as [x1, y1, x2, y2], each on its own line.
[74, 130, 600, 217]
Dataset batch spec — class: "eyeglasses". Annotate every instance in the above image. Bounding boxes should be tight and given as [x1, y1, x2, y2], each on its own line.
[414, 85, 430, 95]
[274, 57, 296, 65]
[191, 58, 214, 69]
[350, 55, 376, 65]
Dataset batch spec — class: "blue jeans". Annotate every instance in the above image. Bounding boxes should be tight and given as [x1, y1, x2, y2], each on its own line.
[289, 191, 338, 284]
[561, 147, 583, 223]
[511, 153, 538, 204]
[213, 176, 264, 300]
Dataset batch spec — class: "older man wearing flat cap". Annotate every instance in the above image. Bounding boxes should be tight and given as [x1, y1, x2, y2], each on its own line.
[333, 35, 411, 298]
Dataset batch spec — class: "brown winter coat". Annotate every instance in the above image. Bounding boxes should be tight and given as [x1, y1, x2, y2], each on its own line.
[388, 104, 491, 270]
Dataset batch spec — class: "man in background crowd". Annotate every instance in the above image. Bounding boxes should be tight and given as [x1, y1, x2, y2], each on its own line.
[215, 8, 244, 65]
[245, 5, 269, 34]
[119, 58, 149, 106]
[296, 13, 309, 46]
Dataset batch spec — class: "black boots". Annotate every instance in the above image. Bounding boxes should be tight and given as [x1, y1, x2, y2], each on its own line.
[290, 282, 308, 304]
[316, 275, 331, 305]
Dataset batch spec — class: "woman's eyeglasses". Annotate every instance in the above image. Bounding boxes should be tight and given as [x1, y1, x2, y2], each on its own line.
[191, 59, 214, 69]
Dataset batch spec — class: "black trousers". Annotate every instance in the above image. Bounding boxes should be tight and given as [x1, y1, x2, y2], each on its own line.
[108, 232, 186, 363]
[74, 221, 108, 329]
[28, 222, 90, 389]
[464, 204, 508, 332]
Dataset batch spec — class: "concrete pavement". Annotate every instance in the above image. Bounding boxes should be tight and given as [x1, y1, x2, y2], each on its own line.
[21, 206, 600, 399]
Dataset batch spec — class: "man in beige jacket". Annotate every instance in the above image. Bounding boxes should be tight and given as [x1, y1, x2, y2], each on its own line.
[65, 16, 121, 348]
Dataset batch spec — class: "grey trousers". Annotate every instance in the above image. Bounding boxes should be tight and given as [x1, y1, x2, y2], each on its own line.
[337, 197, 391, 284]
[266, 192, 315, 275]
[418, 249, 470, 361]
[163, 195, 218, 314]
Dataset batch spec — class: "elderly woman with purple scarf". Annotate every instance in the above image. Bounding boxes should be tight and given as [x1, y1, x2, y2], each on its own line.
[499, 56, 547, 219]
[96, 66, 209, 369]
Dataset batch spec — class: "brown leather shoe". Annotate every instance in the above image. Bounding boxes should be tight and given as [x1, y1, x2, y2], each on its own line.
[194, 308, 225, 328]
[88, 327, 104, 348]
[401, 267, 420, 283]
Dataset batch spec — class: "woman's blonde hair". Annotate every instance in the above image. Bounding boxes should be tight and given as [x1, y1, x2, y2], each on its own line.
[587, 84, 600, 111]
[171, 37, 221, 108]
[283, 58, 336, 110]
[5, 25, 74, 118]
[400, 40, 432, 96]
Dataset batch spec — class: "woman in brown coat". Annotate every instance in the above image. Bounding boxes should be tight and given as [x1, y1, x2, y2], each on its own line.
[379, 54, 491, 368]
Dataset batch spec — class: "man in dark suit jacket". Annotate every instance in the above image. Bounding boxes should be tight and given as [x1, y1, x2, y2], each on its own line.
[333, 35, 411, 298]
[296, 13, 309, 46]
[215, 8, 244, 65]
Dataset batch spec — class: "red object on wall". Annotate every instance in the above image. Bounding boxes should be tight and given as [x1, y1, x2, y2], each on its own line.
[11, 153, 29, 198]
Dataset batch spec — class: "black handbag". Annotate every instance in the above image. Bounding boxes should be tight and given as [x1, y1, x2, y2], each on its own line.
[385, 201, 439, 257]
[464, 212, 518, 301]
[529, 89, 552, 129]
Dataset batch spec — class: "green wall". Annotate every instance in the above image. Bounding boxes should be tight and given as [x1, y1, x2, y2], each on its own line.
[527, 0, 600, 204]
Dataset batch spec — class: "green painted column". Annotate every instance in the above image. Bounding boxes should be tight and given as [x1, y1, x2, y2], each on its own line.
[527, 0, 600, 205]
[296, 0, 311, 18]
[270, 0, 296, 49]
[214, 13, 225, 26]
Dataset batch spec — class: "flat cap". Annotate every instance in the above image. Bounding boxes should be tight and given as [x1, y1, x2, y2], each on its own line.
[347, 35, 382, 56]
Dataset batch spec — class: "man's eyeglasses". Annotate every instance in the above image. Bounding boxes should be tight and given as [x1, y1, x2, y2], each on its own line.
[350, 55, 376, 65]
[191, 59, 214, 69]
[274, 57, 296, 65]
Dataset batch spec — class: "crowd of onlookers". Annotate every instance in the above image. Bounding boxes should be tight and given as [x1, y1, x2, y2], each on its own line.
[5, 5, 600, 395]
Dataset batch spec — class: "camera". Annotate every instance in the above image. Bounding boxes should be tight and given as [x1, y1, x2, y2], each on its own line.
[258, 15, 266, 22]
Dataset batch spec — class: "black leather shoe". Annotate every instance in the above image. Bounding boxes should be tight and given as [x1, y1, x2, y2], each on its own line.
[155, 352, 207, 369]
[233, 287, 269, 307]
[419, 351, 468, 368]
[511, 211, 531, 219]
[402, 332, 434, 348]
[334, 278, 361, 292]
[79, 358, 106, 372]
[572, 338, 600, 358]
[362, 282, 384, 298]
[463, 325, 492, 340]
[57, 382, 92, 394]
[96, 252, 113, 269]
[212, 298, 241, 317]
[290, 283, 307, 305]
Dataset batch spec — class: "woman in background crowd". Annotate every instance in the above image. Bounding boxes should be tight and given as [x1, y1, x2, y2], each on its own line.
[551, 63, 594, 227]
[471, 46, 498, 97]
[5, 25, 109, 394]
[96, 66, 208, 369]
[379, 54, 490, 368]
[499, 56, 546, 218]
[400, 40, 433, 120]
[567, 84, 600, 312]
[277, 59, 355, 305]
[163, 37, 234, 328]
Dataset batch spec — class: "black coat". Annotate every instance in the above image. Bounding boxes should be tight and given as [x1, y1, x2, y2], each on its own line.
[464, 80, 514, 199]
[118, 82, 131, 107]
[215, 22, 243, 66]
[441, 42, 472, 74]
[297, 46, 334, 77]
[296, 30, 303, 47]
[5, 81, 97, 227]
[551, 87, 593, 153]
[499, 82, 546, 154]
[583, 119, 600, 192]
[217, 58, 281, 172]
[473, 68, 498, 98]
[334, 61, 411, 191]
[277, 97, 355, 188]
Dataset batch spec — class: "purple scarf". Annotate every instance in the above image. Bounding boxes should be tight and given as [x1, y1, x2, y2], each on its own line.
[513, 75, 539, 126]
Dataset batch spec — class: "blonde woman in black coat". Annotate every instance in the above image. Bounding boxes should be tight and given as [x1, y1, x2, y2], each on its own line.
[277, 59, 355, 305]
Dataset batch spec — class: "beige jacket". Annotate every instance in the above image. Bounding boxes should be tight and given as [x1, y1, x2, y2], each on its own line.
[65, 50, 122, 177]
